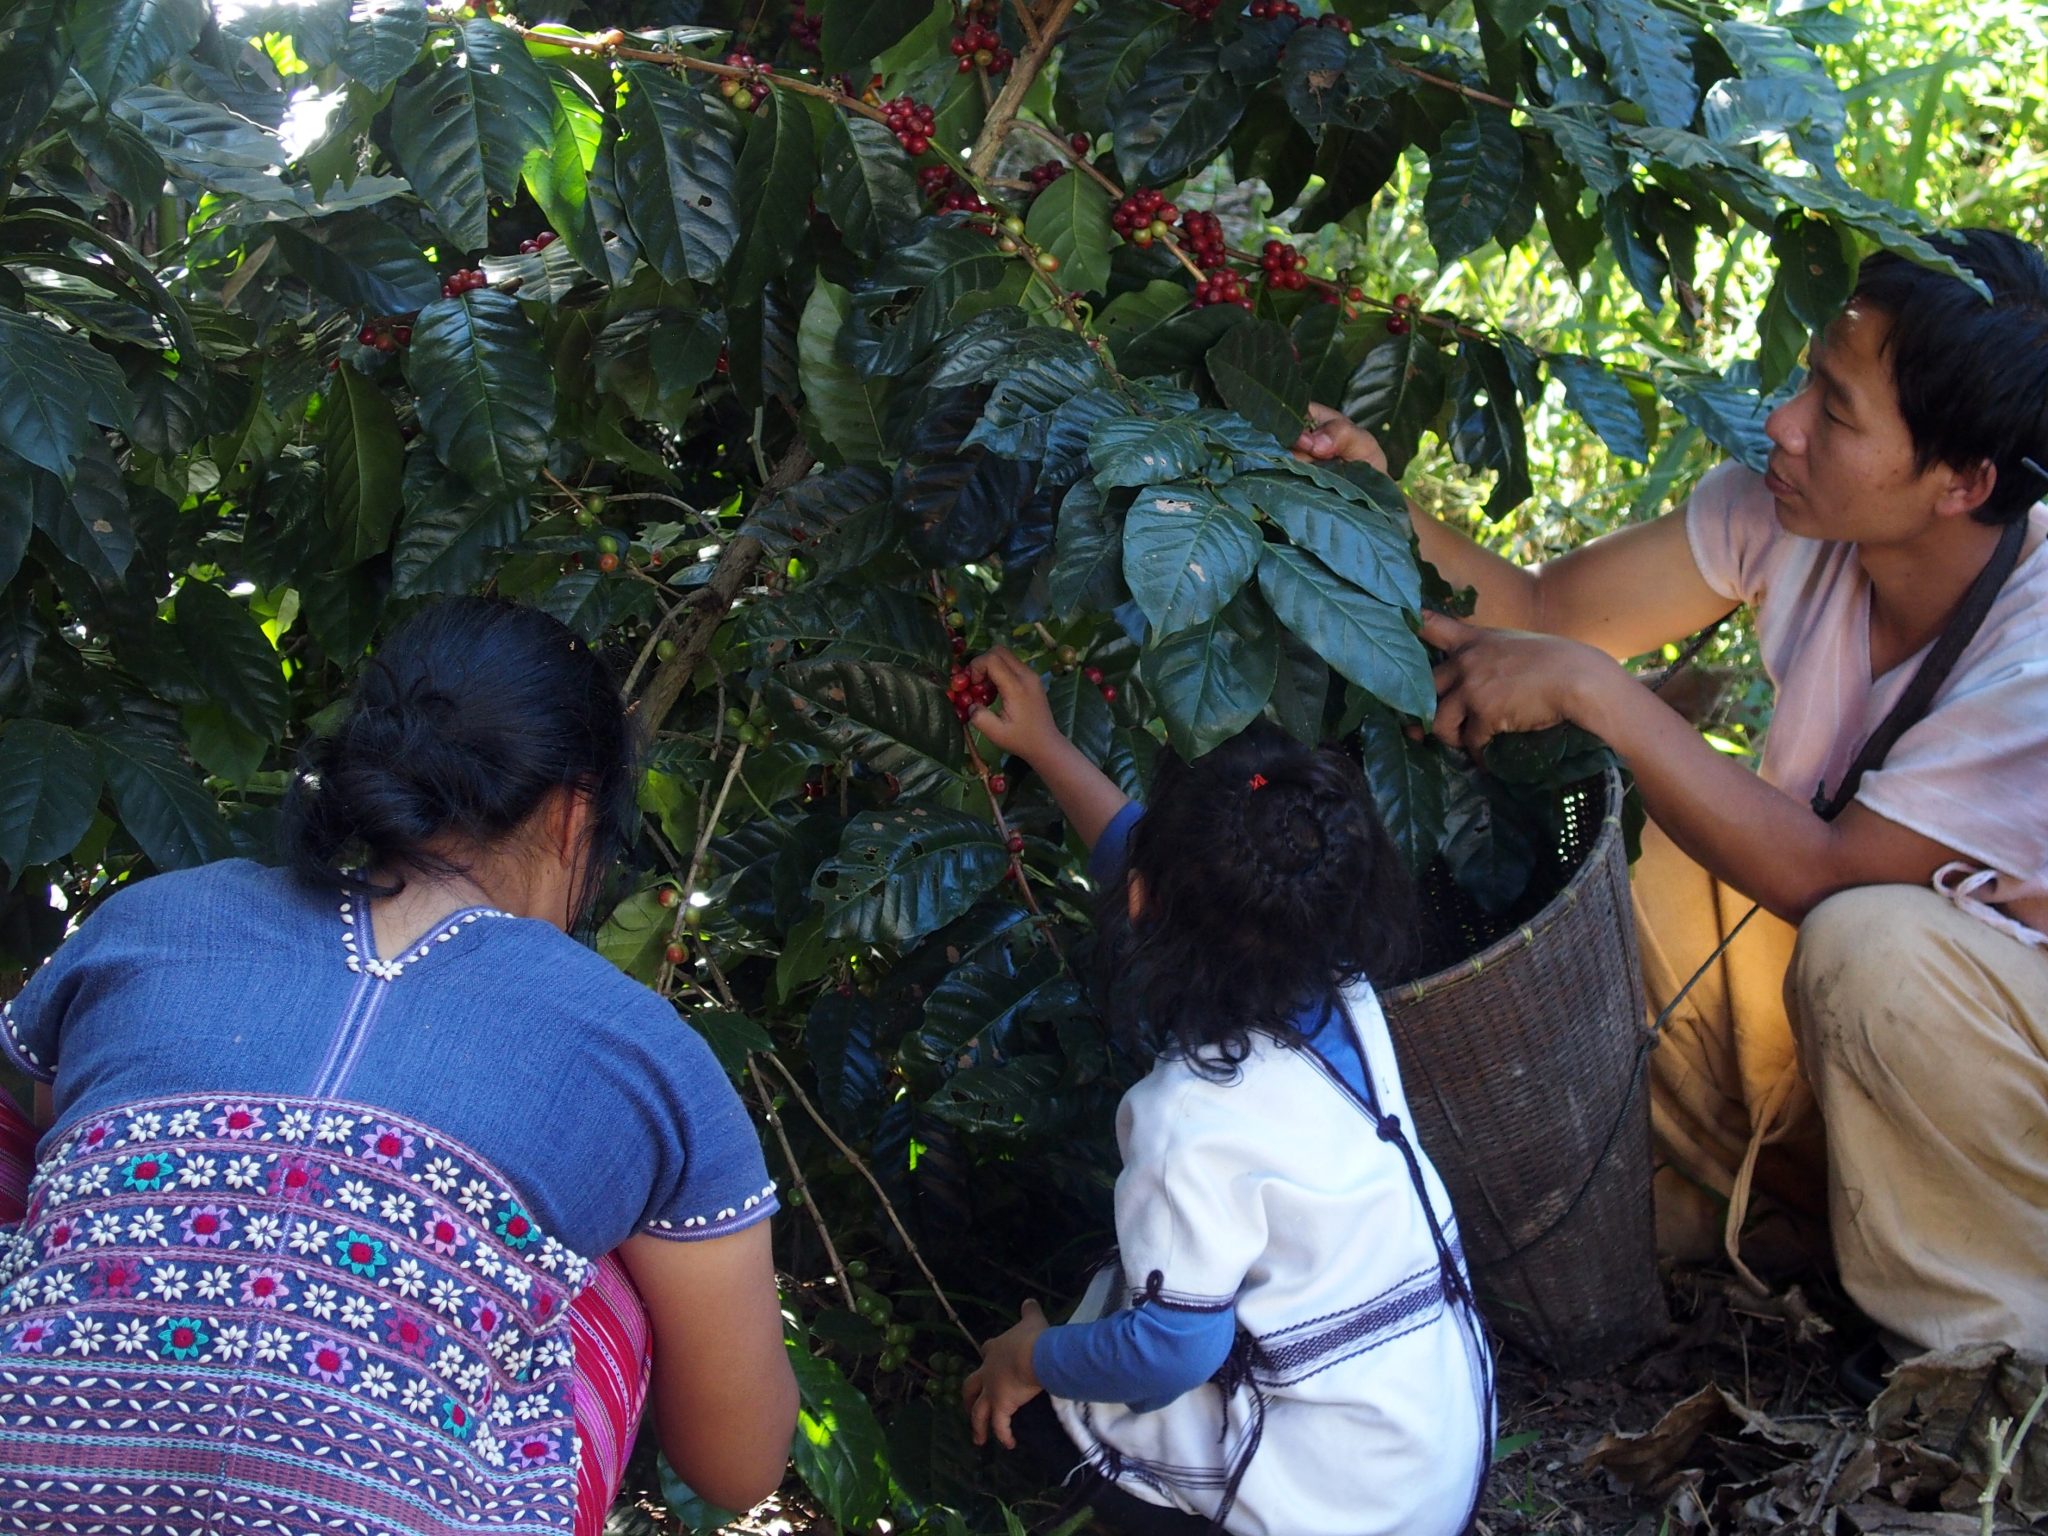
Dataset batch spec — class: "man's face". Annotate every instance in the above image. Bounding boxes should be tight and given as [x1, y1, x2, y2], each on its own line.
[1761, 303, 1958, 546]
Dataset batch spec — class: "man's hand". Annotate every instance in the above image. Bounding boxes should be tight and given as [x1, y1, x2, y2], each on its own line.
[1422, 611, 1621, 758]
[962, 1299, 1049, 1451]
[966, 647, 1064, 764]
[1293, 402, 1389, 473]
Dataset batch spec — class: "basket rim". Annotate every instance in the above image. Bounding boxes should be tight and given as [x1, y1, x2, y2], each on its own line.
[1380, 765, 1626, 1006]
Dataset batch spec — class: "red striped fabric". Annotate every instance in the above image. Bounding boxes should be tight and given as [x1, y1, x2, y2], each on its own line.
[0, 1091, 652, 1532]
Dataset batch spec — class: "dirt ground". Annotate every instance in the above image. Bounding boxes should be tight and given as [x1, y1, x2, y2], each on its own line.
[610, 1263, 2047, 1536]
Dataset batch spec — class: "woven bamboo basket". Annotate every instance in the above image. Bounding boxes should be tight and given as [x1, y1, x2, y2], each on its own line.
[1381, 767, 1667, 1375]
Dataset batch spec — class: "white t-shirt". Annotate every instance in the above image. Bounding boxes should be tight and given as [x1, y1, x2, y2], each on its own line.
[1684, 461, 2048, 922]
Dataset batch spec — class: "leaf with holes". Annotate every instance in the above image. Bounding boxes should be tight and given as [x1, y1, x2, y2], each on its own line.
[340, 0, 426, 91]
[1122, 483, 1262, 638]
[615, 63, 738, 286]
[1206, 318, 1309, 442]
[1770, 210, 1852, 332]
[1550, 354, 1650, 463]
[766, 659, 963, 796]
[811, 808, 1010, 947]
[1113, 39, 1250, 188]
[71, 0, 206, 103]
[1424, 105, 1522, 264]
[404, 290, 553, 494]
[1258, 544, 1432, 718]
[29, 438, 134, 587]
[818, 115, 919, 260]
[1142, 591, 1281, 759]
[0, 309, 131, 481]
[0, 721, 100, 876]
[1088, 414, 1208, 490]
[1588, 0, 1698, 130]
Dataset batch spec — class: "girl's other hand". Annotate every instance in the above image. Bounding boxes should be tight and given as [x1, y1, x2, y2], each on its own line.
[1293, 403, 1390, 474]
[966, 648, 1062, 764]
[962, 1298, 1049, 1451]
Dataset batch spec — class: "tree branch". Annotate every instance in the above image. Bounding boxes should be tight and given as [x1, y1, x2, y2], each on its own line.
[966, 0, 1082, 175]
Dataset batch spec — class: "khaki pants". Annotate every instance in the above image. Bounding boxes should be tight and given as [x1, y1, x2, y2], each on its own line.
[1634, 822, 2048, 1355]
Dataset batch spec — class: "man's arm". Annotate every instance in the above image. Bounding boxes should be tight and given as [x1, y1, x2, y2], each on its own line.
[1423, 614, 1965, 922]
[1297, 406, 1735, 658]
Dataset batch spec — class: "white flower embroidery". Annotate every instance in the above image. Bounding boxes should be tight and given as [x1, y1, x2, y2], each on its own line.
[358, 1360, 396, 1400]
[500, 1267, 531, 1299]
[386, 1258, 427, 1300]
[428, 1278, 466, 1318]
[471, 1247, 502, 1282]
[377, 1192, 417, 1227]
[421, 1157, 461, 1194]
[167, 1109, 202, 1137]
[301, 1282, 339, 1321]
[286, 1223, 325, 1256]
[38, 1269, 76, 1305]
[455, 1361, 488, 1396]
[76, 1165, 109, 1197]
[339, 1295, 376, 1331]
[223, 1156, 263, 1191]
[433, 1344, 467, 1378]
[400, 1378, 435, 1415]
[147, 1265, 189, 1304]
[490, 1395, 516, 1427]
[63, 1314, 105, 1356]
[477, 1429, 504, 1468]
[336, 1180, 376, 1213]
[517, 1393, 550, 1422]
[124, 1112, 162, 1143]
[176, 1155, 218, 1188]
[315, 1114, 356, 1145]
[112, 1319, 151, 1354]
[125, 1209, 165, 1243]
[256, 1326, 296, 1364]
[243, 1214, 283, 1250]
[276, 1109, 313, 1144]
[211, 1324, 250, 1361]
[87, 1213, 121, 1246]
[456, 1179, 494, 1217]
[196, 1266, 235, 1302]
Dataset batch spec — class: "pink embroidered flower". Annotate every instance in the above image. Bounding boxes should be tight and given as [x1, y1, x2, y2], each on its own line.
[213, 1104, 265, 1139]
[240, 1266, 288, 1307]
[511, 1431, 560, 1467]
[469, 1298, 504, 1338]
[42, 1216, 80, 1254]
[180, 1205, 232, 1246]
[384, 1312, 433, 1359]
[301, 1338, 352, 1384]
[10, 1319, 55, 1353]
[266, 1156, 323, 1204]
[79, 1120, 114, 1152]
[360, 1124, 416, 1168]
[419, 1208, 467, 1257]
[91, 1257, 144, 1298]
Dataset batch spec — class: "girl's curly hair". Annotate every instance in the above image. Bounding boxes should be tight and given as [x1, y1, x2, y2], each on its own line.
[1094, 719, 1413, 1075]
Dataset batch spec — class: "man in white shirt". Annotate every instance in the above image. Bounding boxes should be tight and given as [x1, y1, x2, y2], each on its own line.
[1298, 228, 2048, 1360]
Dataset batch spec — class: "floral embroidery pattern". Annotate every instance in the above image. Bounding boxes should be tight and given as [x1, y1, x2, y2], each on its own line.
[0, 1094, 589, 1528]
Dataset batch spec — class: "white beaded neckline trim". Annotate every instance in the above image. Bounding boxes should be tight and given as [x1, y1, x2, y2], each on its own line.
[340, 897, 516, 980]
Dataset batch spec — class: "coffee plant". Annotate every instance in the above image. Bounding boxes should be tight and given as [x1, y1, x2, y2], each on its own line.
[0, 0, 1971, 1525]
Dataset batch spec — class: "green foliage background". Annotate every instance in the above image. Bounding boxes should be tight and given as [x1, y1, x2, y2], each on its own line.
[0, 0, 2040, 1525]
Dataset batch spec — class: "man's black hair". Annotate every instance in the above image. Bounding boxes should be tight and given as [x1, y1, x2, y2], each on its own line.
[1092, 720, 1413, 1076]
[1852, 228, 2048, 525]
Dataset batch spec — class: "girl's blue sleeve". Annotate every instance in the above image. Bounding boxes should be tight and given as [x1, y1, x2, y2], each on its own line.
[1031, 1302, 1238, 1413]
[1090, 803, 1146, 884]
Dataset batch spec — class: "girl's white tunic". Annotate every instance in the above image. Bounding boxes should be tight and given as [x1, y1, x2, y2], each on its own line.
[1048, 981, 1492, 1536]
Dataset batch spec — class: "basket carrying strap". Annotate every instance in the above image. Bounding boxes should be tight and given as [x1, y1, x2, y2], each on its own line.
[1717, 512, 2027, 1289]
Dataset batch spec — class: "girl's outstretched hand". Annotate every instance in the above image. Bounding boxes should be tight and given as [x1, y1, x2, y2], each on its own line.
[1293, 402, 1390, 474]
[966, 647, 1062, 763]
[962, 1298, 1049, 1451]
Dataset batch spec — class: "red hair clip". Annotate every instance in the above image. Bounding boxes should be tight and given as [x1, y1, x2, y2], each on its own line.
[1247, 773, 1269, 791]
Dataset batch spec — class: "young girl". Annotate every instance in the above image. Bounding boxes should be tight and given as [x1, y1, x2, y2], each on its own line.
[0, 599, 795, 1533]
[961, 648, 1493, 1536]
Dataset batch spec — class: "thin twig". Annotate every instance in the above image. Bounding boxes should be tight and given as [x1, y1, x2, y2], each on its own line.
[747, 1058, 856, 1310]
[757, 1050, 978, 1347]
[966, 0, 1081, 174]
[1007, 0, 1042, 50]
[1395, 61, 1517, 113]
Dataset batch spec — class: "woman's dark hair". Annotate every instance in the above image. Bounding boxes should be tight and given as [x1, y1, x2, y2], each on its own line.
[283, 597, 640, 923]
[1094, 719, 1413, 1075]
[1851, 228, 2048, 525]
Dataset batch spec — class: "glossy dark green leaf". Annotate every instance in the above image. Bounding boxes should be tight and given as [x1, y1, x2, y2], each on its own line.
[811, 808, 1009, 947]
[0, 467, 28, 590]
[1706, 19, 1842, 147]
[1024, 172, 1113, 296]
[391, 20, 555, 251]
[1442, 772, 1537, 915]
[1258, 544, 1433, 718]
[806, 990, 884, 1133]
[389, 454, 530, 597]
[893, 399, 1034, 566]
[1602, 192, 1670, 312]
[1358, 706, 1448, 875]
[1113, 39, 1249, 188]
[1142, 591, 1281, 759]
[29, 438, 134, 587]
[909, 946, 1069, 1068]
[97, 728, 234, 870]
[1225, 471, 1420, 610]
[1206, 319, 1310, 443]
[925, 1054, 1066, 1138]
[727, 90, 816, 308]
[1047, 665, 1116, 766]
[1423, 106, 1523, 264]
[1661, 371, 1771, 470]
[172, 581, 289, 740]
[1048, 479, 1124, 613]
[616, 63, 739, 286]
[272, 212, 441, 314]
[797, 280, 891, 465]
[0, 0, 65, 168]
[820, 0, 931, 73]
[69, 0, 205, 102]
[0, 310, 130, 481]
[1550, 354, 1650, 463]
[1297, 116, 1406, 231]
[1524, 104, 1628, 198]
[182, 701, 268, 787]
[1088, 415, 1207, 490]
[521, 79, 605, 278]
[1061, 5, 1179, 121]
[404, 290, 554, 493]
[738, 581, 947, 671]
[0, 721, 100, 876]
[339, 0, 426, 91]
[322, 364, 405, 564]
[818, 115, 919, 259]
[766, 658, 963, 795]
[1268, 627, 1329, 745]
[1122, 483, 1262, 637]
[1291, 302, 1365, 409]
[742, 463, 896, 577]
[860, 227, 1008, 377]
[964, 344, 1108, 461]
[111, 84, 283, 192]
[1588, 0, 1698, 129]
[1448, 339, 1531, 517]
[1770, 210, 1852, 332]
[1343, 328, 1449, 480]
[787, 1341, 891, 1528]
[1278, 23, 1354, 136]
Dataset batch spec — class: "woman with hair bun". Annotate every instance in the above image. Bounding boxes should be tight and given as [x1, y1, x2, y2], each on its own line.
[0, 597, 796, 1533]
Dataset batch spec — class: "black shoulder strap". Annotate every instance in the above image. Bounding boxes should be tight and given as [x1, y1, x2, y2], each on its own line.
[1812, 512, 2030, 823]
